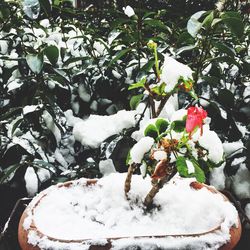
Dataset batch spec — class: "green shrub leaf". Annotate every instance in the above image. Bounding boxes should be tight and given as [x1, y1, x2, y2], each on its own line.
[44, 45, 59, 65]
[130, 94, 143, 110]
[144, 124, 158, 139]
[155, 118, 169, 134]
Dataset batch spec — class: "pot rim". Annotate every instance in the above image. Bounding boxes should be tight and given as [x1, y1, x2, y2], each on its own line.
[21, 179, 238, 243]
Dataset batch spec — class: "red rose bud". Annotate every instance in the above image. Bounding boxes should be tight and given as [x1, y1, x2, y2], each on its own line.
[186, 106, 207, 137]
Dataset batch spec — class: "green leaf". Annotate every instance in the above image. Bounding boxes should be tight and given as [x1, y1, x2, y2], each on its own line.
[0, 7, 10, 20]
[213, 42, 235, 58]
[202, 76, 220, 86]
[176, 45, 196, 55]
[130, 94, 144, 110]
[209, 56, 241, 68]
[176, 156, 189, 176]
[191, 160, 206, 183]
[139, 59, 155, 73]
[0, 164, 21, 184]
[155, 118, 169, 134]
[39, 0, 52, 16]
[26, 53, 44, 74]
[11, 117, 23, 136]
[53, 0, 60, 5]
[187, 11, 206, 37]
[33, 160, 55, 173]
[218, 89, 234, 108]
[63, 56, 90, 67]
[221, 14, 244, 39]
[144, 19, 166, 30]
[44, 45, 59, 65]
[172, 120, 186, 132]
[144, 124, 158, 140]
[151, 83, 166, 96]
[108, 48, 131, 67]
[176, 157, 205, 183]
[0, 107, 22, 121]
[128, 77, 146, 90]
[202, 11, 214, 27]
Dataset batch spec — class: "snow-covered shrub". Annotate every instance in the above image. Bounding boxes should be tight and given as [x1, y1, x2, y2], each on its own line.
[0, 0, 249, 232]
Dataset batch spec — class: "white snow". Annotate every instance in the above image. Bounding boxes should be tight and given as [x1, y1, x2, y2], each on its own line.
[54, 148, 68, 170]
[223, 141, 244, 157]
[24, 167, 38, 197]
[64, 110, 82, 127]
[73, 110, 136, 148]
[0, 40, 8, 54]
[153, 150, 167, 161]
[232, 164, 250, 199]
[78, 84, 91, 102]
[243, 85, 250, 102]
[23, 173, 239, 250]
[99, 159, 117, 176]
[209, 163, 226, 190]
[161, 56, 193, 93]
[198, 126, 224, 164]
[37, 168, 51, 183]
[23, 104, 42, 115]
[42, 110, 61, 144]
[40, 19, 50, 28]
[170, 108, 187, 122]
[130, 137, 154, 163]
[123, 6, 135, 17]
[186, 160, 195, 174]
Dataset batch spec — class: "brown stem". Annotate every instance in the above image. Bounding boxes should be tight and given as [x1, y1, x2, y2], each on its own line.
[156, 95, 170, 117]
[124, 163, 137, 199]
[143, 166, 177, 209]
[149, 96, 156, 118]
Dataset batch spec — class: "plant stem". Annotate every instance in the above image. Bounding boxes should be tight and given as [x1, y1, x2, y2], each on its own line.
[143, 164, 176, 209]
[124, 163, 138, 198]
[155, 94, 170, 117]
[153, 45, 160, 80]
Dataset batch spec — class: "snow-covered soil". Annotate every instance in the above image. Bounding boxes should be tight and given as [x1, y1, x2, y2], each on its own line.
[22, 173, 239, 250]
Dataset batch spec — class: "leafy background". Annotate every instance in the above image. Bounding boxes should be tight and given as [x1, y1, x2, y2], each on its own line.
[0, 0, 249, 247]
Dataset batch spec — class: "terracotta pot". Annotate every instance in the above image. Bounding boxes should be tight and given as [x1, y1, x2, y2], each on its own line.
[18, 179, 242, 250]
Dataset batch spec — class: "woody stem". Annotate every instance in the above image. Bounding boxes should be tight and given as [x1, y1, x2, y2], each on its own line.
[143, 167, 177, 209]
[124, 163, 137, 199]
[156, 94, 170, 117]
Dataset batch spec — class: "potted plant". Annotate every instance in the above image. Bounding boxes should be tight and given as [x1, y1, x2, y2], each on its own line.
[18, 40, 242, 250]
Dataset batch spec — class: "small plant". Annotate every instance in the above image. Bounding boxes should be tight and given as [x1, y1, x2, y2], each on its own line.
[125, 105, 224, 209]
[125, 39, 224, 209]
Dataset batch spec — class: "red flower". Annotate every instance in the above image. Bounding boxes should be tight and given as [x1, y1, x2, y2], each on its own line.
[186, 106, 207, 137]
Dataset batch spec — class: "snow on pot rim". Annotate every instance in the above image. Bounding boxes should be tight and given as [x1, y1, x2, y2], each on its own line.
[18, 173, 241, 250]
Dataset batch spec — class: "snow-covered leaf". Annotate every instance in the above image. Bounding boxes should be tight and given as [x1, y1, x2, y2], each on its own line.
[26, 53, 44, 74]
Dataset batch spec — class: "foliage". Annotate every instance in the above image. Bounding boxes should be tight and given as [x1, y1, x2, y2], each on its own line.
[0, 0, 249, 228]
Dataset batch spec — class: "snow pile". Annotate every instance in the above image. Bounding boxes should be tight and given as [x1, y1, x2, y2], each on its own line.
[130, 137, 154, 163]
[223, 141, 244, 157]
[24, 167, 39, 197]
[198, 126, 224, 164]
[123, 6, 135, 17]
[23, 173, 239, 250]
[161, 56, 193, 93]
[209, 164, 226, 190]
[232, 164, 250, 199]
[73, 110, 137, 148]
[99, 159, 116, 176]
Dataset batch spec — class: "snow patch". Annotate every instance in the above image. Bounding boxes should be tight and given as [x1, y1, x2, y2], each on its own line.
[73, 110, 136, 148]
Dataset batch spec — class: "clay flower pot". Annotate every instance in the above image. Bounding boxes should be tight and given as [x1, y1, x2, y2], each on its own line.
[18, 176, 241, 250]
